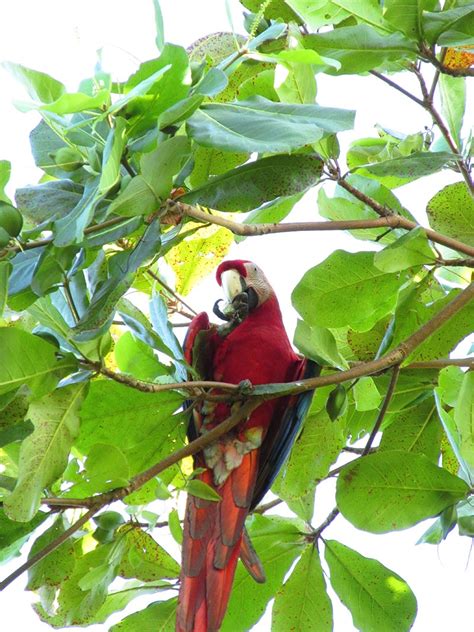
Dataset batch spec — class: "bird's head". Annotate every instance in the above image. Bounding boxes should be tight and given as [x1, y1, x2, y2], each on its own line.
[214, 259, 274, 322]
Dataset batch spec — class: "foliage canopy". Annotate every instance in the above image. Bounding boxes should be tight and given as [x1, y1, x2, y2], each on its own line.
[0, 1, 473, 630]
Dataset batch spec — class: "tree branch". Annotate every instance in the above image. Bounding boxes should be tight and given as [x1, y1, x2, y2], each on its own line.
[369, 70, 424, 106]
[362, 365, 401, 456]
[173, 201, 474, 258]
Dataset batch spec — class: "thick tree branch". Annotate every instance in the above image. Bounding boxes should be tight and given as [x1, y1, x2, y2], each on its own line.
[173, 201, 474, 258]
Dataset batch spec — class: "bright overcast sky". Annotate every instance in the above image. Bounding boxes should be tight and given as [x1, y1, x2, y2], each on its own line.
[0, 1, 472, 631]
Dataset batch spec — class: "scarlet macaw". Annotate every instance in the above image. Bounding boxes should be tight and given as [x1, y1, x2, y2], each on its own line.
[176, 259, 317, 632]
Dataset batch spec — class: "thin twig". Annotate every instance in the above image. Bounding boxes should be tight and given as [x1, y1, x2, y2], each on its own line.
[362, 365, 401, 456]
[62, 277, 80, 324]
[147, 270, 198, 317]
[369, 70, 424, 107]
[253, 498, 283, 514]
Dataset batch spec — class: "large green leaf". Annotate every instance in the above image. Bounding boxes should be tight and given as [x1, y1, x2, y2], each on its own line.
[27, 516, 76, 589]
[0, 508, 48, 563]
[384, 0, 439, 39]
[15, 180, 84, 224]
[110, 598, 177, 632]
[426, 182, 474, 247]
[292, 250, 402, 332]
[118, 527, 180, 581]
[325, 540, 417, 632]
[440, 74, 466, 148]
[422, 6, 474, 45]
[188, 144, 249, 188]
[182, 154, 323, 212]
[222, 514, 306, 632]
[76, 380, 184, 475]
[303, 25, 417, 74]
[379, 398, 442, 463]
[374, 228, 436, 272]
[187, 96, 355, 153]
[272, 545, 333, 632]
[454, 371, 474, 475]
[362, 151, 457, 180]
[0, 328, 75, 398]
[294, 319, 348, 369]
[274, 407, 345, 504]
[3, 62, 65, 103]
[336, 450, 469, 533]
[4, 382, 87, 521]
[286, 0, 350, 29]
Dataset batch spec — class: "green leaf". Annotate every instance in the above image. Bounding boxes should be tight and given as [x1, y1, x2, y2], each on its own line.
[294, 319, 348, 369]
[187, 96, 355, 153]
[353, 376, 382, 411]
[362, 151, 457, 180]
[292, 250, 402, 332]
[27, 516, 76, 589]
[3, 62, 65, 103]
[286, 0, 350, 29]
[0, 160, 12, 203]
[379, 398, 442, 462]
[440, 74, 466, 148]
[185, 479, 221, 501]
[110, 598, 177, 632]
[454, 371, 474, 475]
[0, 328, 75, 398]
[274, 407, 345, 501]
[437, 366, 464, 408]
[0, 261, 11, 317]
[77, 381, 183, 475]
[374, 228, 436, 272]
[109, 137, 190, 216]
[167, 224, 233, 295]
[426, 181, 474, 246]
[0, 508, 48, 563]
[152, 0, 165, 50]
[422, 6, 474, 45]
[39, 90, 109, 114]
[4, 383, 87, 521]
[336, 450, 470, 533]
[239, 193, 302, 241]
[325, 539, 417, 632]
[188, 144, 248, 188]
[118, 527, 180, 580]
[15, 179, 84, 224]
[98, 118, 128, 194]
[272, 545, 333, 632]
[158, 94, 204, 129]
[222, 514, 306, 632]
[384, 0, 438, 39]
[54, 182, 103, 246]
[80, 443, 129, 493]
[242, 0, 302, 23]
[389, 287, 474, 363]
[183, 154, 323, 212]
[108, 65, 172, 114]
[115, 332, 168, 381]
[303, 25, 417, 74]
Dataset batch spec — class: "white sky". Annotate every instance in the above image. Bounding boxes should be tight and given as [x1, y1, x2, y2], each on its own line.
[0, 1, 472, 631]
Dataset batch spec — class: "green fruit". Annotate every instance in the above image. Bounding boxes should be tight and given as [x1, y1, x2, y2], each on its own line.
[0, 226, 10, 248]
[54, 147, 84, 172]
[94, 511, 125, 530]
[326, 384, 347, 421]
[0, 202, 23, 237]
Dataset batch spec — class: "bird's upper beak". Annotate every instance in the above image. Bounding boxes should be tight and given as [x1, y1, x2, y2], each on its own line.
[220, 269, 246, 303]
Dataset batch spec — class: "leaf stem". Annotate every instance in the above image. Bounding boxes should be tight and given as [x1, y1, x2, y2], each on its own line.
[362, 365, 401, 456]
[369, 70, 424, 107]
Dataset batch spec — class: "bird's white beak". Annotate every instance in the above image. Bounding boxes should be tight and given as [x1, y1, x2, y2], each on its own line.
[221, 269, 245, 303]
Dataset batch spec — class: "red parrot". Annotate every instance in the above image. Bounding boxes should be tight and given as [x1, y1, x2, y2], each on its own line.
[176, 260, 317, 632]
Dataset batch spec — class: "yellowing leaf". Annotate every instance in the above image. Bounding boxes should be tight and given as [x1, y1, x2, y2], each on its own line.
[445, 46, 474, 69]
[166, 222, 233, 295]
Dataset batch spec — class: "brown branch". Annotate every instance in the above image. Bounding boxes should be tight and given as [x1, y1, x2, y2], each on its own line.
[406, 358, 474, 370]
[253, 498, 283, 514]
[369, 70, 424, 107]
[175, 201, 474, 258]
[0, 507, 97, 591]
[421, 45, 474, 78]
[362, 365, 401, 456]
